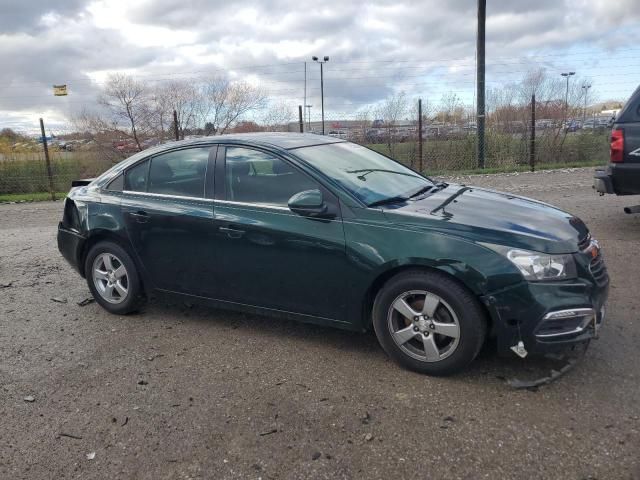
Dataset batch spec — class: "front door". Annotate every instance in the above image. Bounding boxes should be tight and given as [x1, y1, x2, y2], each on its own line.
[212, 146, 348, 321]
[121, 145, 217, 296]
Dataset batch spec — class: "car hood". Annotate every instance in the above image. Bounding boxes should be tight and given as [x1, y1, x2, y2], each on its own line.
[381, 184, 588, 254]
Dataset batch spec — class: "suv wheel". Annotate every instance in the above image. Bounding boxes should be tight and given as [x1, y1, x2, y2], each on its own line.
[372, 270, 486, 376]
[85, 241, 144, 314]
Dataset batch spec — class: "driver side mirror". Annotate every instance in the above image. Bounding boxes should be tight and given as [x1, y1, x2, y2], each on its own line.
[288, 189, 330, 218]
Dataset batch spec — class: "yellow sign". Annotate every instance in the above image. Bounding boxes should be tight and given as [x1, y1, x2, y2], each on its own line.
[53, 85, 68, 96]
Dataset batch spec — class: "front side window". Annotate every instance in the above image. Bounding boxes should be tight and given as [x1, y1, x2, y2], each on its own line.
[148, 147, 210, 198]
[225, 147, 317, 206]
[124, 159, 149, 192]
[294, 142, 433, 206]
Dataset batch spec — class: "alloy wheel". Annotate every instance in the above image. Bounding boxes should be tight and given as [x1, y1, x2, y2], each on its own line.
[92, 252, 129, 304]
[387, 290, 461, 362]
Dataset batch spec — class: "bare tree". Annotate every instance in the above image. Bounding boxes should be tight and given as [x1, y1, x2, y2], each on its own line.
[259, 101, 295, 132]
[99, 73, 151, 151]
[377, 91, 408, 158]
[199, 77, 267, 135]
[354, 108, 372, 141]
[151, 80, 200, 142]
[437, 92, 464, 125]
[72, 108, 130, 163]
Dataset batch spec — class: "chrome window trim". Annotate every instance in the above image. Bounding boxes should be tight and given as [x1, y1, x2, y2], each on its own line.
[214, 199, 291, 212]
[121, 190, 214, 203]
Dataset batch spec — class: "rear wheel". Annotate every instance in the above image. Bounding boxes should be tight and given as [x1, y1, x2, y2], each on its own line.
[84, 241, 144, 314]
[372, 270, 486, 376]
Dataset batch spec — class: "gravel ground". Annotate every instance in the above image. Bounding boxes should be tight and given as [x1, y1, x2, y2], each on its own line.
[1, 167, 639, 480]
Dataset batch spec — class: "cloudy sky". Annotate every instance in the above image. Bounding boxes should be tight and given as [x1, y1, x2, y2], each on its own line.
[1, 0, 639, 133]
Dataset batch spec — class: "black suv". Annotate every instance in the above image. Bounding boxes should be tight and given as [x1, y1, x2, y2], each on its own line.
[594, 85, 640, 213]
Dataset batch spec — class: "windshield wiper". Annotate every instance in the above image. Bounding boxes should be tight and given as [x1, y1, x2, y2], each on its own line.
[408, 182, 448, 199]
[408, 185, 434, 199]
[367, 195, 409, 208]
[347, 169, 420, 181]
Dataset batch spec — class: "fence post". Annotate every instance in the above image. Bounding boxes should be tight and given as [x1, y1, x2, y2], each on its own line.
[173, 110, 180, 141]
[418, 98, 423, 173]
[530, 94, 536, 172]
[476, 0, 486, 169]
[298, 105, 304, 133]
[39, 118, 55, 201]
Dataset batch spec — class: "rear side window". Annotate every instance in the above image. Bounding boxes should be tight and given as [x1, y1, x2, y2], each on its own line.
[125, 160, 149, 192]
[106, 173, 124, 191]
[148, 147, 210, 198]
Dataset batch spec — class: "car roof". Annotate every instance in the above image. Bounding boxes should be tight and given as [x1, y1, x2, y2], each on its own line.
[157, 132, 346, 151]
[91, 133, 348, 187]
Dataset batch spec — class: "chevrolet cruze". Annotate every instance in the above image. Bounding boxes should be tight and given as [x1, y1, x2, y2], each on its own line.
[58, 133, 608, 375]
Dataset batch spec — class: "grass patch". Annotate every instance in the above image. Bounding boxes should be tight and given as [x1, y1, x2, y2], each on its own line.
[0, 151, 113, 195]
[0, 191, 67, 203]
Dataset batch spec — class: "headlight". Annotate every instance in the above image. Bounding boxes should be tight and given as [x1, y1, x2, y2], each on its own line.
[483, 244, 576, 281]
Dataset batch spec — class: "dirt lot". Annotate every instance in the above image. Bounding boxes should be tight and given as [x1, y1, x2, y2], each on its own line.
[1, 167, 639, 479]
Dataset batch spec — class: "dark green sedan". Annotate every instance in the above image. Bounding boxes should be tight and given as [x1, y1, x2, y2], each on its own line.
[57, 133, 608, 375]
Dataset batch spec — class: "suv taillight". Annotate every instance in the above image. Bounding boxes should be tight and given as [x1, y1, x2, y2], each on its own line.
[611, 129, 624, 163]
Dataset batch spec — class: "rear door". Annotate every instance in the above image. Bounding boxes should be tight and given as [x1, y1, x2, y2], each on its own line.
[121, 145, 218, 296]
[211, 145, 349, 321]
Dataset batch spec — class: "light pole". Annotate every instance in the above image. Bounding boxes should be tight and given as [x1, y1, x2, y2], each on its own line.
[582, 84, 591, 124]
[561, 72, 575, 124]
[305, 104, 312, 131]
[312, 56, 329, 135]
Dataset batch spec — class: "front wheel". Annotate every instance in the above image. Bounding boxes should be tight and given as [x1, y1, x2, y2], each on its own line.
[372, 270, 487, 376]
[84, 241, 145, 315]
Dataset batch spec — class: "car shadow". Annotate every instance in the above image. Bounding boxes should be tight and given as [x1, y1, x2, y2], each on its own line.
[137, 296, 590, 391]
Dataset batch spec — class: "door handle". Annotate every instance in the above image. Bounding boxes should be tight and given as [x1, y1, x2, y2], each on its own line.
[219, 226, 245, 239]
[128, 211, 149, 223]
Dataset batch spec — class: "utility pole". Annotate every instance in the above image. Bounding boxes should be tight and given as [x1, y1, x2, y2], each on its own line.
[320, 62, 325, 135]
[418, 99, 423, 173]
[582, 84, 591, 124]
[303, 62, 307, 128]
[39, 118, 55, 201]
[476, 0, 486, 169]
[173, 110, 180, 141]
[561, 71, 575, 125]
[530, 94, 536, 172]
[312, 56, 329, 135]
[298, 105, 304, 133]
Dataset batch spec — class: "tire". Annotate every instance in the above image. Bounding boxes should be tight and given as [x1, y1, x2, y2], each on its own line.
[84, 241, 145, 315]
[372, 270, 487, 376]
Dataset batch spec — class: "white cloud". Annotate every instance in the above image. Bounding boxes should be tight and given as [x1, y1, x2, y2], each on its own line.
[1, 0, 639, 131]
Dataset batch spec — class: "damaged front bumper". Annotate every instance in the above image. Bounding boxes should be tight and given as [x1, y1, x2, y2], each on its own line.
[482, 275, 609, 358]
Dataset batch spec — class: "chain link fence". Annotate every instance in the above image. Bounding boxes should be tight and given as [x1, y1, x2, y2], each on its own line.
[0, 105, 613, 200]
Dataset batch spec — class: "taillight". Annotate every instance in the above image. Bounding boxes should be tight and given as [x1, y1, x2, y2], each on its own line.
[610, 129, 624, 163]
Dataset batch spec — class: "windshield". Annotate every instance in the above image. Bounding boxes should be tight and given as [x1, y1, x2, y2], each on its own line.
[294, 142, 433, 206]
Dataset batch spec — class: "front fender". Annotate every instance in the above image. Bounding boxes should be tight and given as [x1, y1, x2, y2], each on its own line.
[343, 210, 522, 330]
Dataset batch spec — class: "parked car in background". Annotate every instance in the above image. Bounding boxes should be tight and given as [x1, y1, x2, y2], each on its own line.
[58, 133, 608, 376]
[563, 120, 581, 132]
[594, 85, 640, 213]
[327, 130, 348, 139]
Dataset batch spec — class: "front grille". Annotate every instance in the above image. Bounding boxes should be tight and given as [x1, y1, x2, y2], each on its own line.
[589, 253, 609, 286]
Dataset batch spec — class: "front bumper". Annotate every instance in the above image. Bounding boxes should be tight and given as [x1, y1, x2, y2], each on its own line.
[482, 273, 609, 357]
